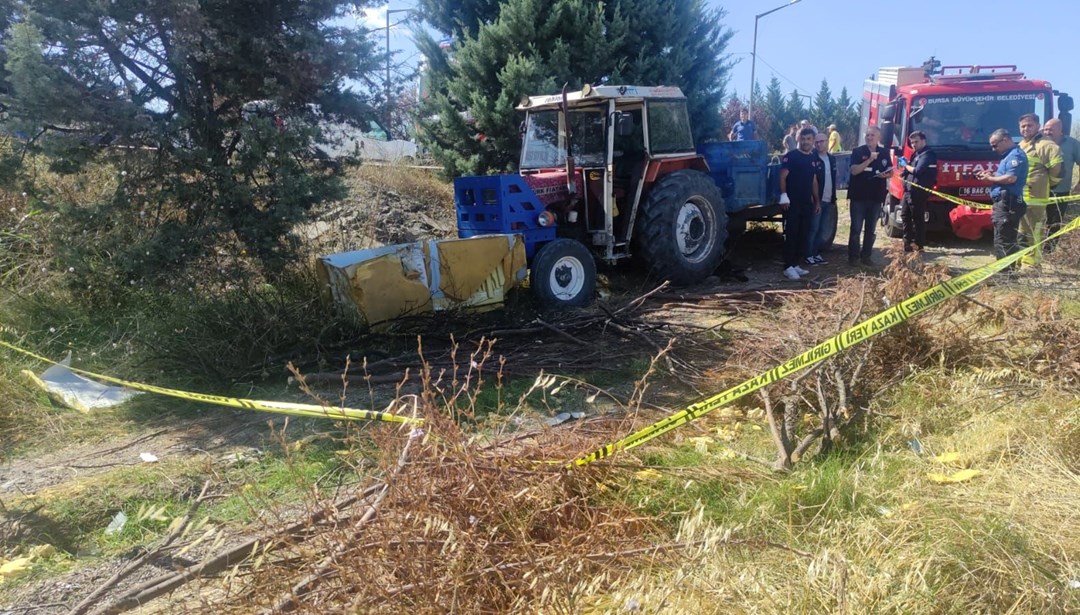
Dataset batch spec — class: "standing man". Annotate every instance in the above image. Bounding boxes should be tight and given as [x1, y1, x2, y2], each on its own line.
[778, 127, 821, 280]
[977, 129, 1028, 267]
[806, 131, 837, 264]
[899, 130, 938, 252]
[1017, 113, 1062, 265]
[729, 108, 756, 142]
[827, 124, 842, 153]
[847, 126, 893, 266]
[782, 124, 799, 152]
[800, 119, 819, 136]
[1042, 118, 1080, 250]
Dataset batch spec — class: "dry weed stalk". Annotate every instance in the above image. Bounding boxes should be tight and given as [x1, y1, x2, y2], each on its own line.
[734, 251, 990, 470]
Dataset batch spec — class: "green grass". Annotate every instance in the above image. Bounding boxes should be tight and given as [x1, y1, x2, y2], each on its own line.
[2, 439, 349, 564]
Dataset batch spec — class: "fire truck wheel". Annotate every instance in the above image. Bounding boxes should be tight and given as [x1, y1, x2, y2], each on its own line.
[881, 195, 904, 238]
[635, 170, 727, 284]
[530, 238, 596, 309]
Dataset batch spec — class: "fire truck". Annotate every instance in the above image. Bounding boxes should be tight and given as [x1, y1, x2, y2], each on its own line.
[862, 61, 1073, 239]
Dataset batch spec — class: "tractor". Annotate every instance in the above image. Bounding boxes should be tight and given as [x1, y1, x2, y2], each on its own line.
[454, 84, 728, 308]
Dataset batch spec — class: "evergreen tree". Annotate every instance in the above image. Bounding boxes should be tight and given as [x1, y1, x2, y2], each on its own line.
[834, 86, 861, 147]
[786, 90, 807, 127]
[0, 0, 382, 280]
[416, 0, 500, 39]
[810, 79, 835, 132]
[417, 0, 734, 176]
[762, 76, 788, 150]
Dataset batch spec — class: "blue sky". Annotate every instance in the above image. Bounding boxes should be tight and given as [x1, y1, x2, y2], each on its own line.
[716, 0, 1078, 124]
[366, 1, 1078, 130]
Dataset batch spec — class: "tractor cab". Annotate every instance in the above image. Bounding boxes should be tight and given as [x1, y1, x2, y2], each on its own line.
[514, 85, 711, 264]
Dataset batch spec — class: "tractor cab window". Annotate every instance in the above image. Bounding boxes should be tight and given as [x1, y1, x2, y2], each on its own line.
[646, 100, 694, 154]
[520, 109, 606, 169]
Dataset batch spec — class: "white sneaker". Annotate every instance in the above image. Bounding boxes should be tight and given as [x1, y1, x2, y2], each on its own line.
[783, 266, 801, 280]
[795, 266, 810, 275]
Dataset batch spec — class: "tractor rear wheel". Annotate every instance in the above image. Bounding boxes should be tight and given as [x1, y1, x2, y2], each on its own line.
[635, 170, 727, 284]
[530, 238, 596, 309]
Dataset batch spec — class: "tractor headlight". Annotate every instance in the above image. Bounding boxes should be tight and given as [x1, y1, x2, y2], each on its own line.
[537, 211, 556, 227]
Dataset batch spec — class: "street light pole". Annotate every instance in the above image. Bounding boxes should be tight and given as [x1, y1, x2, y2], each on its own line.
[385, 7, 414, 139]
[748, 0, 802, 118]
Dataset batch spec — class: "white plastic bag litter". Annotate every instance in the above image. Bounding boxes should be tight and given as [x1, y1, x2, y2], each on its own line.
[21, 352, 141, 412]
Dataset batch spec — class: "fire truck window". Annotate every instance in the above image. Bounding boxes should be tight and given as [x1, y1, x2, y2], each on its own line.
[911, 93, 1050, 148]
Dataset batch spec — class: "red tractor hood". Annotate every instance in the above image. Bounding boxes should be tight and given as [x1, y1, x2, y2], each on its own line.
[521, 170, 585, 206]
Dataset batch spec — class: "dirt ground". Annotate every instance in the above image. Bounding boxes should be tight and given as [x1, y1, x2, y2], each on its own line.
[0, 181, 1049, 613]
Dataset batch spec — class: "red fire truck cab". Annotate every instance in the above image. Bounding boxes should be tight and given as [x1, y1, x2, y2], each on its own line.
[862, 62, 1073, 239]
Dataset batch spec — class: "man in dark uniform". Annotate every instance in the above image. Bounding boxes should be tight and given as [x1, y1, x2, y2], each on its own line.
[977, 129, 1029, 267]
[900, 130, 937, 252]
[778, 127, 821, 280]
[847, 126, 893, 266]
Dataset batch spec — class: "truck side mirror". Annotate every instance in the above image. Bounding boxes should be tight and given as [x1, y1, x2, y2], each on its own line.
[615, 112, 634, 137]
[881, 120, 896, 150]
[1059, 93, 1074, 113]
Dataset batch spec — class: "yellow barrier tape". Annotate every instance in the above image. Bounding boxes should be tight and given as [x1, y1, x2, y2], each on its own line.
[903, 179, 1080, 211]
[570, 214, 1080, 466]
[0, 339, 420, 425]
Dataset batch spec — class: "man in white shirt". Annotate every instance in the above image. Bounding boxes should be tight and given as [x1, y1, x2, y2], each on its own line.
[806, 132, 836, 264]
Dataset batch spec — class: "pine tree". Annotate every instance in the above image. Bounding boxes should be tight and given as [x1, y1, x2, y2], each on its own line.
[762, 76, 788, 150]
[1, 0, 382, 282]
[417, 0, 734, 176]
[810, 79, 835, 132]
[835, 86, 861, 147]
[786, 90, 807, 127]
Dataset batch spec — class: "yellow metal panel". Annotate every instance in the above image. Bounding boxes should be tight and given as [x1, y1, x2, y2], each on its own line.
[348, 253, 433, 324]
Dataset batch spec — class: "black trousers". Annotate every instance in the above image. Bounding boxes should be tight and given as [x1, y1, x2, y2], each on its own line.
[902, 187, 928, 250]
[1047, 192, 1070, 252]
[991, 193, 1026, 265]
[783, 201, 812, 268]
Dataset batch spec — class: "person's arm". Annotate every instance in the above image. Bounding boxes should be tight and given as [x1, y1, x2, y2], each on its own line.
[812, 174, 821, 211]
[911, 150, 935, 179]
[779, 162, 791, 208]
[1045, 142, 1063, 188]
[851, 147, 875, 174]
[830, 157, 838, 203]
[977, 167, 1017, 185]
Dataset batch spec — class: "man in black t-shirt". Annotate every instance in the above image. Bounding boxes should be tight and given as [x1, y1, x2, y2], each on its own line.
[847, 126, 893, 266]
[779, 127, 821, 280]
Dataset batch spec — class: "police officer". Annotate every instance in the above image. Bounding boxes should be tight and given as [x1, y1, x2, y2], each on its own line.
[900, 130, 937, 252]
[778, 127, 821, 280]
[977, 129, 1029, 268]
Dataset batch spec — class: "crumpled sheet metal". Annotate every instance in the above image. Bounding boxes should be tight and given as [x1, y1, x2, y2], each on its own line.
[318, 234, 528, 326]
[21, 352, 141, 412]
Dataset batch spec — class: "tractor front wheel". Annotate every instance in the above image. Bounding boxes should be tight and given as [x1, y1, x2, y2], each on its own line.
[635, 170, 727, 284]
[530, 238, 596, 309]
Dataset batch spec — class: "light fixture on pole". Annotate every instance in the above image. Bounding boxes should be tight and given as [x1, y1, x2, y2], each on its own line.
[748, 0, 802, 118]
[385, 7, 415, 139]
